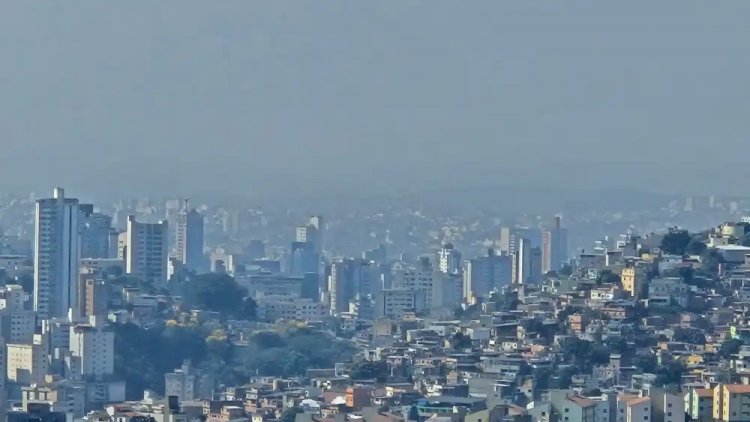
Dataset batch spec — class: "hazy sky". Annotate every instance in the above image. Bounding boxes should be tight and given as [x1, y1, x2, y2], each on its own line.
[1, 1, 749, 199]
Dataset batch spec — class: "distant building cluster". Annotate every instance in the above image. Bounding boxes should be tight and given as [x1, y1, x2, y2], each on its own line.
[6, 188, 750, 422]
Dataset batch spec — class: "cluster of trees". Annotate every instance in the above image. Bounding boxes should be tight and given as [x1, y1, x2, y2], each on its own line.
[660, 229, 706, 256]
[559, 337, 610, 372]
[114, 322, 208, 398]
[350, 360, 389, 382]
[239, 328, 354, 378]
[595, 269, 620, 285]
[114, 322, 354, 399]
[180, 273, 257, 319]
[659, 228, 724, 276]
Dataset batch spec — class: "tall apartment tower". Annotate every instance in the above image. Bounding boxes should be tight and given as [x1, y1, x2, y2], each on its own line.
[436, 243, 462, 274]
[80, 206, 113, 259]
[542, 216, 569, 274]
[174, 202, 204, 272]
[34, 188, 81, 319]
[328, 258, 372, 314]
[515, 238, 532, 284]
[296, 216, 323, 253]
[125, 216, 168, 285]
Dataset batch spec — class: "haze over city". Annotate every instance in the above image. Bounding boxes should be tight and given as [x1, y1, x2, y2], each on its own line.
[4, 3, 750, 422]
[2, 1, 750, 198]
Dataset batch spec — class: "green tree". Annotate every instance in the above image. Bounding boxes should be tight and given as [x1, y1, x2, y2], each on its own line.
[596, 269, 620, 285]
[719, 339, 744, 359]
[699, 249, 724, 277]
[685, 238, 707, 255]
[182, 273, 249, 318]
[279, 407, 302, 422]
[660, 229, 691, 255]
[350, 360, 389, 382]
[633, 351, 657, 373]
[655, 360, 686, 387]
[450, 332, 473, 350]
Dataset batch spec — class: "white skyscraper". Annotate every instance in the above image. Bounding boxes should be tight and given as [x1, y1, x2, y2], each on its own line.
[175, 202, 204, 272]
[516, 238, 532, 284]
[125, 216, 169, 285]
[436, 243, 462, 274]
[34, 188, 81, 319]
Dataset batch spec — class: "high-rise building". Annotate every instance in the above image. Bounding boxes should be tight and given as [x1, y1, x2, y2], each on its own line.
[542, 216, 569, 274]
[165, 361, 197, 402]
[0, 285, 36, 344]
[328, 258, 372, 314]
[296, 216, 323, 253]
[290, 241, 319, 276]
[80, 207, 112, 259]
[393, 257, 435, 309]
[69, 317, 115, 377]
[463, 249, 512, 301]
[174, 203, 204, 272]
[500, 227, 542, 255]
[436, 243, 462, 275]
[6, 333, 49, 385]
[362, 244, 387, 264]
[34, 188, 81, 319]
[125, 216, 168, 285]
[78, 274, 108, 318]
[515, 238, 532, 284]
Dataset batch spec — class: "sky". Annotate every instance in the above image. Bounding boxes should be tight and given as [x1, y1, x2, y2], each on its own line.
[1, 1, 749, 199]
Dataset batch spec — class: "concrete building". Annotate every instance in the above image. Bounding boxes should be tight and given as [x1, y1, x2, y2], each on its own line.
[78, 274, 108, 318]
[542, 216, 569, 274]
[7, 333, 50, 385]
[515, 238, 532, 284]
[0, 255, 28, 279]
[621, 264, 648, 297]
[0, 309, 36, 344]
[393, 257, 434, 309]
[69, 318, 115, 377]
[463, 249, 512, 302]
[549, 390, 597, 422]
[329, 258, 373, 315]
[34, 187, 81, 319]
[125, 216, 168, 286]
[436, 243, 461, 275]
[713, 384, 750, 421]
[258, 298, 327, 322]
[165, 361, 197, 402]
[0, 284, 26, 311]
[249, 274, 304, 301]
[80, 207, 112, 259]
[375, 289, 426, 319]
[289, 241, 320, 294]
[649, 388, 683, 422]
[79, 258, 126, 278]
[685, 387, 713, 422]
[431, 272, 463, 310]
[174, 204, 204, 272]
[296, 216, 323, 253]
[21, 379, 86, 419]
[500, 226, 542, 255]
[617, 395, 651, 422]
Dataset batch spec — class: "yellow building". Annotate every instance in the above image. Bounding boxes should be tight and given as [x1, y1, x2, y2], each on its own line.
[621, 266, 646, 297]
[685, 354, 704, 366]
[713, 384, 750, 421]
